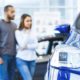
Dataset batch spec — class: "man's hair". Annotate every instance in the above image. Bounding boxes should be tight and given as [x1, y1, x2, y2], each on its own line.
[4, 5, 14, 12]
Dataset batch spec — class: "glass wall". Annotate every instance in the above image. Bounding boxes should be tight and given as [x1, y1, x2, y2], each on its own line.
[0, 0, 79, 25]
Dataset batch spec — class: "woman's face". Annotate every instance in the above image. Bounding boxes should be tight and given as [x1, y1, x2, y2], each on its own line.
[24, 16, 32, 29]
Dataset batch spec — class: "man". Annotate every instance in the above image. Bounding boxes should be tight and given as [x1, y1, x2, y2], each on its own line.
[0, 5, 17, 80]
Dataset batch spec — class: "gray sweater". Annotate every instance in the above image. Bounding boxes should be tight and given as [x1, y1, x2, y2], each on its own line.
[0, 20, 17, 57]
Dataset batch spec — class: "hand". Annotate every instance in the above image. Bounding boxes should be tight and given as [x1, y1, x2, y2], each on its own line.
[0, 58, 4, 64]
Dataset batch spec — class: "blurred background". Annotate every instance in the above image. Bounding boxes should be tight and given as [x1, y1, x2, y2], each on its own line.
[0, 0, 80, 25]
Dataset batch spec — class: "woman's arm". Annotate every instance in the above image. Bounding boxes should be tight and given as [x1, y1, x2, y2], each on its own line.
[27, 32, 38, 50]
[27, 39, 38, 50]
[15, 30, 27, 49]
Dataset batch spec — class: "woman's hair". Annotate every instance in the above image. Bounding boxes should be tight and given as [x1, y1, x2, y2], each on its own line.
[19, 14, 31, 30]
[74, 13, 80, 30]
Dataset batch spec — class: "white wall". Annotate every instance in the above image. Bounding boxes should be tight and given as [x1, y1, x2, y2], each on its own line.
[0, 0, 79, 25]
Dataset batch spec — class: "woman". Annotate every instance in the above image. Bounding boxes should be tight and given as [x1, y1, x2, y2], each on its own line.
[66, 13, 80, 48]
[15, 14, 38, 80]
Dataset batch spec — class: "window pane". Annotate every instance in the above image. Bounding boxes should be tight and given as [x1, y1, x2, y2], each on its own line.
[50, 0, 65, 6]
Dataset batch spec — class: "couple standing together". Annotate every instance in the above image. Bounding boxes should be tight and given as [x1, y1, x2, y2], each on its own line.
[0, 5, 38, 80]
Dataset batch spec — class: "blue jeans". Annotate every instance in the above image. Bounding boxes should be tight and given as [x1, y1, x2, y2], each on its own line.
[16, 58, 36, 80]
[0, 54, 16, 80]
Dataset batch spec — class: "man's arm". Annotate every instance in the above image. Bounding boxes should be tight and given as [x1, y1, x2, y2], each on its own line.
[0, 25, 4, 64]
[0, 25, 2, 57]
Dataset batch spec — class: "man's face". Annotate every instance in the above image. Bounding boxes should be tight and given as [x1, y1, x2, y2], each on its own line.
[6, 7, 15, 20]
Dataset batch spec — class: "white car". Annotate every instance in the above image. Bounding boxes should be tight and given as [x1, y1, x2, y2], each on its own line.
[45, 45, 80, 80]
